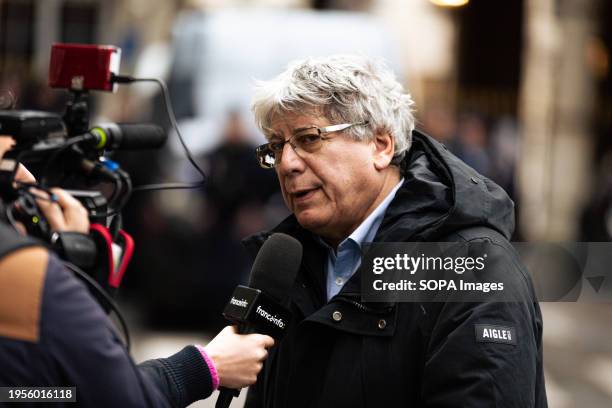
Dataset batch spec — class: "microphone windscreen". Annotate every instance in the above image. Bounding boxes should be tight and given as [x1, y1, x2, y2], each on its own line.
[248, 233, 302, 304]
[118, 124, 167, 149]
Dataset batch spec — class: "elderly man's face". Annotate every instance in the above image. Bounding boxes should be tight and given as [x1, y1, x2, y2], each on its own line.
[269, 112, 394, 246]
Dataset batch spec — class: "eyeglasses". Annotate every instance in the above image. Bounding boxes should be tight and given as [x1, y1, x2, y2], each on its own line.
[256, 122, 368, 169]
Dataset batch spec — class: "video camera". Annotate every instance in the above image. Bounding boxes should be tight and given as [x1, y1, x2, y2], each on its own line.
[0, 43, 208, 349]
[0, 44, 175, 321]
[1, 44, 167, 236]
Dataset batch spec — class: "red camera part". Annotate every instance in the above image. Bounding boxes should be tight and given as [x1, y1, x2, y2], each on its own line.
[48, 43, 121, 92]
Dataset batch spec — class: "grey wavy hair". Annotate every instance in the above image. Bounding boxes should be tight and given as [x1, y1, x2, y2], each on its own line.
[251, 55, 416, 164]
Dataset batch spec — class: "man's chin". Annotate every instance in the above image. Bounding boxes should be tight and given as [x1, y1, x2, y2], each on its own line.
[294, 211, 327, 233]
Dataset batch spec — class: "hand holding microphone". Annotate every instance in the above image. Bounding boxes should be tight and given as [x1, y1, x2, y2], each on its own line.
[204, 325, 274, 389]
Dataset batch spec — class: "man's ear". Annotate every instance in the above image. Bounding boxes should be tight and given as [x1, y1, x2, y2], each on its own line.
[372, 132, 395, 171]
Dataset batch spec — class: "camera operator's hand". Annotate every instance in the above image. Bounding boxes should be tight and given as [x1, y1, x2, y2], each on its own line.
[34, 188, 90, 234]
[204, 325, 274, 389]
[3, 137, 88, 234]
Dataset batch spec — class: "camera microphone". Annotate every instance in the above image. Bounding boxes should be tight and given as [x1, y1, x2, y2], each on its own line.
[83, 123, 167, 150]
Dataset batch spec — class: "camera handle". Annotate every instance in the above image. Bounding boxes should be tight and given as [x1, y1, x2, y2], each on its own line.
[63, 90, 90, 137]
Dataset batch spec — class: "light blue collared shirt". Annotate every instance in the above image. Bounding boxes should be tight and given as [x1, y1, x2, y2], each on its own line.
[320, 179, 404, 301]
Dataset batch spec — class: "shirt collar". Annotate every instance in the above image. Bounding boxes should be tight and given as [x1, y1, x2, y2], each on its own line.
[349, 177, 404, 248]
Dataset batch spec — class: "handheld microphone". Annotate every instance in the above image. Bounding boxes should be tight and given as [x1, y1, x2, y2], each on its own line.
[216, 233, 302, 408]
[83, 123, 167, 150]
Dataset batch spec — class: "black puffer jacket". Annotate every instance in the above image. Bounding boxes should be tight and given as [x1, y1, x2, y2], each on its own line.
[244, 131, 547, 408]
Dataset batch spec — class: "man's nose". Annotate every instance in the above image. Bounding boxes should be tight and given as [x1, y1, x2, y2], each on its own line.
[276, 142, 306, 175]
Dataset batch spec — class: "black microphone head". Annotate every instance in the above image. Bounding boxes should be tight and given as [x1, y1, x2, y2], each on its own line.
[248, 233, 302, 304]
[116, 124, 167, 149]
[91, 123, 167, 150]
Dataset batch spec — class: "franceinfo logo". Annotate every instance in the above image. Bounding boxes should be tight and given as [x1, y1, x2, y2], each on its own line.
[230, 297, 248, 308]
[255, 305, 286, 329]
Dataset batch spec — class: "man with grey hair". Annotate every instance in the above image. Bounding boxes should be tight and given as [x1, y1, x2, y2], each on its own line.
[243, 55, 547, 407]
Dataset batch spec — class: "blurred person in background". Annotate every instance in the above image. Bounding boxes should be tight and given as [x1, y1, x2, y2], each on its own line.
[205, 110, 279, 236]
[0, 134, 274, 407]
[196, 110, 282, 323]
[453, 112, 491, 176]
[245, 55, 547, 407]
[488, 116, 520, 199]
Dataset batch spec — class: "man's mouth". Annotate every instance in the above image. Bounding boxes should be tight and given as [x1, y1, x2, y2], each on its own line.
[291, 187, 319, 202]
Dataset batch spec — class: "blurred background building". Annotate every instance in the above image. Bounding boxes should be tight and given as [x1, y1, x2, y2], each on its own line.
[1, 0, 612, 406]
